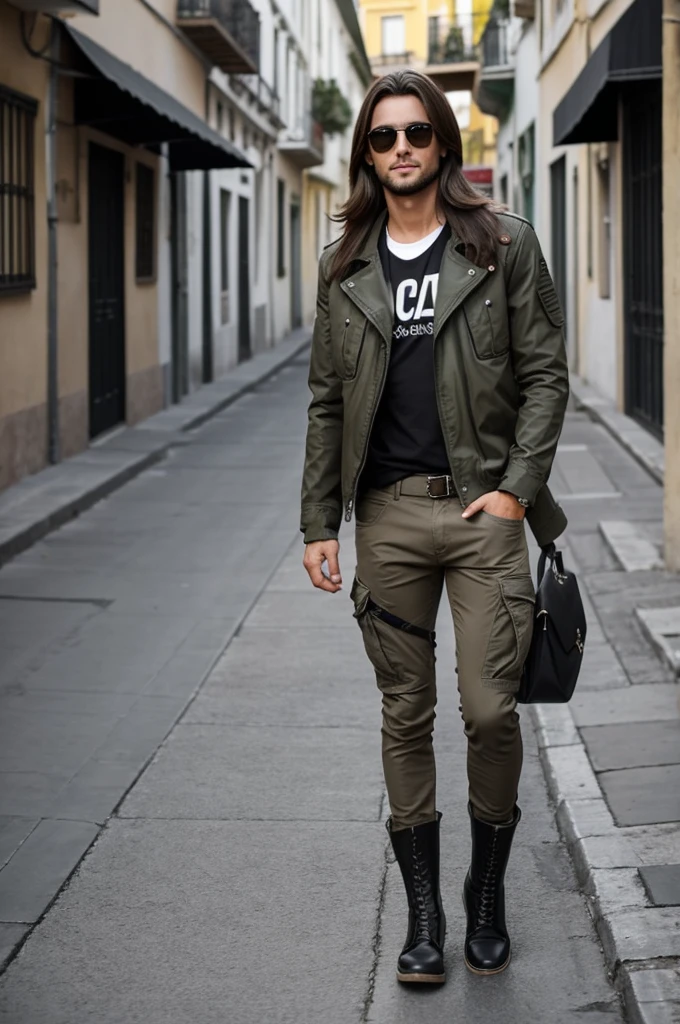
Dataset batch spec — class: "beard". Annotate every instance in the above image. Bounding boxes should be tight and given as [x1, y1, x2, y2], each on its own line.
[375, 162, 441, 197]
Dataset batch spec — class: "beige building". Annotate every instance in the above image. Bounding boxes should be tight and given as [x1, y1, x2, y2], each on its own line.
[0, 0, 371, 497]
[478, 0, 675, 558]
[0, 0, 249, 490]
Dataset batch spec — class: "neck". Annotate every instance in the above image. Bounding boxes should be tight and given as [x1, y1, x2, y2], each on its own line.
[383, 180, 442, 244]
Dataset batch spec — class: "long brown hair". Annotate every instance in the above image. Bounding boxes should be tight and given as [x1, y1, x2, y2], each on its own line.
[330, 69, 503, 281]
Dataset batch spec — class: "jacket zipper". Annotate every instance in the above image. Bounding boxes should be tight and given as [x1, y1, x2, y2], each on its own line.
[345, 344, 390, 522]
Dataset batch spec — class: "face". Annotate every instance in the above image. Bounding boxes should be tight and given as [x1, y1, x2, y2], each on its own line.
[366, 94, 446, 197]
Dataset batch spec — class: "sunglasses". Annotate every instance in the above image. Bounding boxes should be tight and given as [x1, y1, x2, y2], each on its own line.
[367, 122, 435, 154]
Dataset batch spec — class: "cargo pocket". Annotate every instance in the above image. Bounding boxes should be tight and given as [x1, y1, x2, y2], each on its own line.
[482, 574, 535, 691]
[350, 576, 435, 694]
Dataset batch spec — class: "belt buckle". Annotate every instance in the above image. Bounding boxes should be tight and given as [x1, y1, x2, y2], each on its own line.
[426, 475, 451, 499]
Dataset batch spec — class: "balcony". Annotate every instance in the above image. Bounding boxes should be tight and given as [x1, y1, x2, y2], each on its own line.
[278, 115, 325, 169]
[475, 15, 514, 121]
[370, 51, 422, 75]
[7, 0, 98, 11]
[176, 0, 260, 75]
[425, 14, 483, 92]
[232, 74, 283, 128]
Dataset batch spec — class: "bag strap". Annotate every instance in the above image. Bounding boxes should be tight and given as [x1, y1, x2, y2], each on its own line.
[537, 542, 557, 587]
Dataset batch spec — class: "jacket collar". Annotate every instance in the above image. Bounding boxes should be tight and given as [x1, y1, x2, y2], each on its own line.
[340, 209, 489, 342]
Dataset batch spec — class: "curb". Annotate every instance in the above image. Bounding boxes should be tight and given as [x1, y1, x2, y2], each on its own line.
[0, 332, 311, 567]
[530, 699, 680, 1024]
[569, 376, 664, 486]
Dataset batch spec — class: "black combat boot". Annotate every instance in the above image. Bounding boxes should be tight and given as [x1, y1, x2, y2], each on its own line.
[463, 801, 521, 975]
[387, 813, 446, 984]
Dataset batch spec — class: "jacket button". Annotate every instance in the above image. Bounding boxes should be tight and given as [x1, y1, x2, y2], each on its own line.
[499, 234, 511, 245]
[468, 269, 475, 276]
[462, 486, 468, 493]
[485, 300, 492, 307]
[345, 318, 350, 325]
[488, 264, 496, 272]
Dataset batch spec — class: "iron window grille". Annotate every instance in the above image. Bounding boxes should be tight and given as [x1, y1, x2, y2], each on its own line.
[0, 85, 37, 295]
[135, 162, 155, 282]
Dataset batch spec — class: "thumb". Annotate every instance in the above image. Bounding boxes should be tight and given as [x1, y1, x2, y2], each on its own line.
[462, 496, 485, 519]
[327, 550, 342, 583]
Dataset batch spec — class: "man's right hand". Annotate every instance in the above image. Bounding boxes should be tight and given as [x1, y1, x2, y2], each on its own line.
[303, 540, 342, 593]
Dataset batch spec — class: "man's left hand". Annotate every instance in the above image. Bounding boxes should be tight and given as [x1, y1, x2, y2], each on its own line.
[461, 490, 526, 521]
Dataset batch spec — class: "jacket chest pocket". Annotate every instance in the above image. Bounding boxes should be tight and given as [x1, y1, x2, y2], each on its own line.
[334, 317, 367, 380]
[464, 296, 510, 360]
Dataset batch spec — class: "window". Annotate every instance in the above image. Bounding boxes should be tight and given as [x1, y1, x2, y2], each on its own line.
[428, 16, 440, 61]
[216, 101, 224, 135]
[277, 178, 285, 278]
[229, 106, 235, 142]
[220, 189, 230, 324]
[135, 163, 155, 282]
[0, 85, 37, 294]
[381, 15, 405, 56]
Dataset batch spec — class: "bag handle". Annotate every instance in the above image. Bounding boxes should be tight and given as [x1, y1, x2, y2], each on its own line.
[536, 542, 565, 587]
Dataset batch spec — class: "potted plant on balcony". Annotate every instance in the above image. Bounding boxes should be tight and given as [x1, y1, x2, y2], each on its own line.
[312, 79, 352, 137]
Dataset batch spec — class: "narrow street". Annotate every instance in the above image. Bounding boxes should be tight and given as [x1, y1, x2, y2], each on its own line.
[0, 353, 656, 1023]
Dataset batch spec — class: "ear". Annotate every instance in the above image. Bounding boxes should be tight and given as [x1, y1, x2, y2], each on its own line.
[365, 151, 374, 167]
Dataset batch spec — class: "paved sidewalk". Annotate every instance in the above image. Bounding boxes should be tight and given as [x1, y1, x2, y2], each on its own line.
[0, 328, 311, 567]
[0, 359, 627, 1023]
[532, 385, 680, 1024]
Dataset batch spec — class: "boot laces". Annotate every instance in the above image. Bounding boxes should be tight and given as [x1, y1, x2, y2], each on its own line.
[411, 831, 438, 941]
[476, 829, 500, 926]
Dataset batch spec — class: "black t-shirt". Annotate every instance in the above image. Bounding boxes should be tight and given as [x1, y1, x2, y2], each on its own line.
[360, 224, 452, 492]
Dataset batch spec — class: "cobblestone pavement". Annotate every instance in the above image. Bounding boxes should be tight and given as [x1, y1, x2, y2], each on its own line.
[0, 352, 673, 1022]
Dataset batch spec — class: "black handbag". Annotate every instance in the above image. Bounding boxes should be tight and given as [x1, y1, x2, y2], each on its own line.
[517, 543, 587, 704]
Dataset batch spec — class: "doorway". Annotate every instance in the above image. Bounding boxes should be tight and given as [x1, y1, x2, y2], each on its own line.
[238, 195, 252, 363]
[290, 198, 302, 329]
[170, 172, 189, 403]
[88, 143, 125, 438]
[623, 82, 664, 439]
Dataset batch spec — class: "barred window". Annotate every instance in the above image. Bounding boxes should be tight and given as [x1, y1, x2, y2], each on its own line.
[135, 163, 155, 282]
[0, 85, 37, 294]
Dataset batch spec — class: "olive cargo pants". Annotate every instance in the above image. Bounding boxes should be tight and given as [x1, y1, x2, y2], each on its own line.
[350, 477, 535, 829]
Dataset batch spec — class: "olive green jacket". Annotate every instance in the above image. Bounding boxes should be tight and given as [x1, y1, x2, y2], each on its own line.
[300, 210, 570, 549]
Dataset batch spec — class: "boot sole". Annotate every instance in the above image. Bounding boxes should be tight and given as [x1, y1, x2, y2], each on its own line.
[463, 952, 511, 976]
[397, 972, 446, 984]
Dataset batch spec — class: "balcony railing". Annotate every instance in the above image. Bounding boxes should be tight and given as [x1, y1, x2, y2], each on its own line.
[481, 17, 511, 69]
[176, 0, 260, 75]
[278, 113, 325, 169]
[371, 51, 417, 68]
[232, 74, 282, 126]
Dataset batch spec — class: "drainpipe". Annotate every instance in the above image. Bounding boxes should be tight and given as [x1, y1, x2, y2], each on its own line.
[46, 18, 60, 464]
[202, 77, 213, 383]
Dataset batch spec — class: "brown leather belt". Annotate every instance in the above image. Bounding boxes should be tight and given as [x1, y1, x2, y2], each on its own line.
[397, 475, 457, 499]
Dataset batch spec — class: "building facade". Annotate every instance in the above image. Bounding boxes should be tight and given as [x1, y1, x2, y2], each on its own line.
[358, 0, 498, 175]
[476, 0, 674, 558]
[0, 0, 370, 493]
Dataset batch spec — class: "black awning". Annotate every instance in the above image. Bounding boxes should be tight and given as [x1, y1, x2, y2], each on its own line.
[63, 25, 251, 171]
[553, 0, 661, 146]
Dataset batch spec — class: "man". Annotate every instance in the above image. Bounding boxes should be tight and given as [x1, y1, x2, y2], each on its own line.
[301, 70, 569, 985]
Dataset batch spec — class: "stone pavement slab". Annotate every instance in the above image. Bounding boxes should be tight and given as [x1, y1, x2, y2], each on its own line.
[638, 864, 680, 906]
[580, 721, 680, 770]
[598, 764, 680, 827]
[0, 819, 384, 1024]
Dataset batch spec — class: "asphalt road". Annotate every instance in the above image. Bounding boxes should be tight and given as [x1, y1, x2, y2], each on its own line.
[0, 356, 625, 1023]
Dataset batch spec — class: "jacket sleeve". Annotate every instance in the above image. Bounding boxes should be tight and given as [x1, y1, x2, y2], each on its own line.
[499, 223, 570, 506]
[300, 255, 344, 543]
